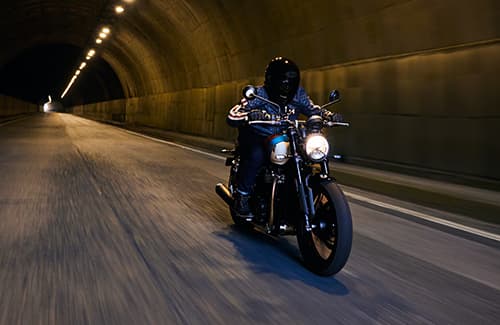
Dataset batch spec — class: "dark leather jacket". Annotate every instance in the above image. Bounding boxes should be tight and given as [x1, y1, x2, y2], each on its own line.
[227, 86, 323, 137]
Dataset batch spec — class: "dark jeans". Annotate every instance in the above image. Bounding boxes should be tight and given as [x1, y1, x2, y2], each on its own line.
[236, 128, 268, 194]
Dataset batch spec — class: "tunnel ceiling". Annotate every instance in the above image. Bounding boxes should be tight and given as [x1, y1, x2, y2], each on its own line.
[0, 1, 108, 67]
[0, 0, 121, 104]
[1, 0, 498, 103]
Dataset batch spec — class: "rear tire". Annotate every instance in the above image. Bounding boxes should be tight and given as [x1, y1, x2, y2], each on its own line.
[297, 181, 352, 276]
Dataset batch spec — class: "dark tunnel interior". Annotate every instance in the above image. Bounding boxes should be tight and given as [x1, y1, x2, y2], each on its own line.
[0, 0, 498, 183]
[0, 2, 499, 322]
[0, 43, 123, 106]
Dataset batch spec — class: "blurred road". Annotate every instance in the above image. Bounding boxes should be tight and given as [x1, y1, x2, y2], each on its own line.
[0, 113, 498, 324]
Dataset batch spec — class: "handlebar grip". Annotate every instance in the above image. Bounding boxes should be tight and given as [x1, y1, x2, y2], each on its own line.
[326, 121, 350, 127]
[248, 120, 278, 125]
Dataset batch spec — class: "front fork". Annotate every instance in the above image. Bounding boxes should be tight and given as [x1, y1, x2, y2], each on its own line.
[289, 129, 333, 232]
[289, 129, 315, 232]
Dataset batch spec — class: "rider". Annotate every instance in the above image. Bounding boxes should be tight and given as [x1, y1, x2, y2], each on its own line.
[226, 57, 343, 218]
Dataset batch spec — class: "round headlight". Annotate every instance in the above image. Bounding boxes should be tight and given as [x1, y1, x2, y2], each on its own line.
[305, 135, 329, 161]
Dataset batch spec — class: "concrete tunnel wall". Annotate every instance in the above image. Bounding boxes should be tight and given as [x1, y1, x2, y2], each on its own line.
[70, 0, 500, 181]
[0, 95, 38, 117]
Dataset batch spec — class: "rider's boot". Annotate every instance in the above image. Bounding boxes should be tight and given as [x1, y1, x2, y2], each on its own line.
[233, 191, 253, 220]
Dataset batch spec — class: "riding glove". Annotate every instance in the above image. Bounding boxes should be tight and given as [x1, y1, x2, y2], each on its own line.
[247, 110, 271, 121]
[322, 110, 344, 123]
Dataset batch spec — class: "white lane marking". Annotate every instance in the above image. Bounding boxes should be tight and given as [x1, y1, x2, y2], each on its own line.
[345, 191, 500, 242]
[0, 115, 33, 127]
[123, 129, 226, 161]
[121, 128, 500, 242]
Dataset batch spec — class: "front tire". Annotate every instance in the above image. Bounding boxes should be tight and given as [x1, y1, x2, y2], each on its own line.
[297, 181, 352, 276]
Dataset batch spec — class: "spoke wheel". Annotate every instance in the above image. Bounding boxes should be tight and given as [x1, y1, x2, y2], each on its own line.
[311, 192, 337, 260]
[297, 181, 352, 276]
[311, 192, 337, 259]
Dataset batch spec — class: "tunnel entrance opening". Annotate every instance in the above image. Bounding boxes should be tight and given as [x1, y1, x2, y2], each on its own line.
[42, 96, 64, 113]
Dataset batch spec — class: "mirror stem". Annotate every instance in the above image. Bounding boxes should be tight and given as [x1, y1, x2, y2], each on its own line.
[320, 98, 341, 110]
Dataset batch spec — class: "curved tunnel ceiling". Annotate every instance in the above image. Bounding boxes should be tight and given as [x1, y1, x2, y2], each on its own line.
[0, 43, 123, 105]
[0, 0, 123, 105]
[0, 0, 498, 104]
[0, 0, 107, 67]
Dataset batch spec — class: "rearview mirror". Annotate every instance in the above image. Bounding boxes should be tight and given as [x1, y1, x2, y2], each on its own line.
[329, 90, 340, 102]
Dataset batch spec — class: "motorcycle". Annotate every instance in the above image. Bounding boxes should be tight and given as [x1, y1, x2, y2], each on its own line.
[215, 85, 352, 276]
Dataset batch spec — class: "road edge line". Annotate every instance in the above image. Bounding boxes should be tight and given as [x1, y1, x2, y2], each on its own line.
[121, 126, 500, 243]
[123, 129, 225, 161]
[345, 191, 500, 242]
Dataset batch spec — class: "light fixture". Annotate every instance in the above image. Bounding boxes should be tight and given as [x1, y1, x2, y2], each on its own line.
[115, 5, 125, 14]
[62, 1, 131, 100]
[61, 76, 77, 98]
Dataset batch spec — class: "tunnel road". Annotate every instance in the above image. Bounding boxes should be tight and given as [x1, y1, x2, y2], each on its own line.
[0, 113, 499, 324]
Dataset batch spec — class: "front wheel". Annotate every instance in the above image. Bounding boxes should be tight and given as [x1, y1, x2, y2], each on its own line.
[297, 181, 352, 276]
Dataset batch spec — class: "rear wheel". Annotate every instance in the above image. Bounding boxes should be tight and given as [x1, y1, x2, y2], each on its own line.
[297, 181, 352, 276]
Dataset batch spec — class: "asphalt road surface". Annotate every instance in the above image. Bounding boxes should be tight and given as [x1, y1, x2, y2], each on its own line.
[0, 113, 499, 324]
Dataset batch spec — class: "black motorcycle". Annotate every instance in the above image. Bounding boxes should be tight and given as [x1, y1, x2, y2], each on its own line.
[216, 85, 352, 276]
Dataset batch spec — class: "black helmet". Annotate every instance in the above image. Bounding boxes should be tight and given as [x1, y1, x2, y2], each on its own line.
[264, 57, 300, 106]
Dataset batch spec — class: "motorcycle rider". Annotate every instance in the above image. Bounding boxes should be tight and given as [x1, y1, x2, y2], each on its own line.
[226, 57, 343, 218]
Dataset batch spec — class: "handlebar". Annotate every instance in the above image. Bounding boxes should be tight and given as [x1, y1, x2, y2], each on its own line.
[248, 120, 291, 125]
[248, 119, 349, 128]
[326, 121, 350, 127]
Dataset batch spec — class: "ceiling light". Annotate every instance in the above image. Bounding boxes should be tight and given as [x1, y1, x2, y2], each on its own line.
[102, 27, 110, 34]
[99, 32, 107, 39]
[115, 6, 125, 14]
[87, 49, 96, 57]
[75, 70, 81, 76]
[96, 38, 103, 44]
[79, 62, 87, 69]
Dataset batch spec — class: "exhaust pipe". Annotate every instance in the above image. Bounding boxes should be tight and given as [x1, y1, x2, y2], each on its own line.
[215, 183, 234, 206]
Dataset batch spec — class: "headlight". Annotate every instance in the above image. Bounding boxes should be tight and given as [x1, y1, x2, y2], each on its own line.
[305, 135, 329, 161]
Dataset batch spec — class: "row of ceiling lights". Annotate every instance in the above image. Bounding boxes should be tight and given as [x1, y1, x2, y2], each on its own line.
[61, 0, 135, 99]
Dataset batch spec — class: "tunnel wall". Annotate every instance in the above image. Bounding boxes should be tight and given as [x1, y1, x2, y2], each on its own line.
[71, 39, 500, 181]
[72, 100, 126, 123]
[325, 41, 500, 181]
[71, 0, 500, 182]
[0, 94, 38, 117]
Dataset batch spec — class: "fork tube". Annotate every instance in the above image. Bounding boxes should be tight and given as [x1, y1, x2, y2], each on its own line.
[268, 176, 278, 234]
[321, 159, 330, 178]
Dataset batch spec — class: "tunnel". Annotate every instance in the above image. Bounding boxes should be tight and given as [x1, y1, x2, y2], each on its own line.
[1, 1, 500, 323]
[0, 0, 499, 183]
